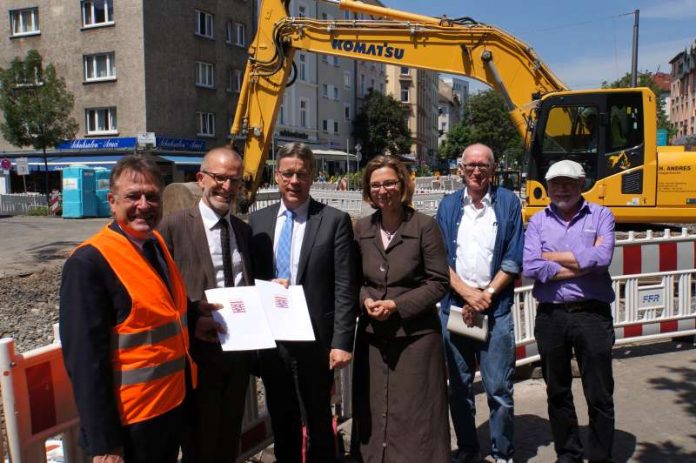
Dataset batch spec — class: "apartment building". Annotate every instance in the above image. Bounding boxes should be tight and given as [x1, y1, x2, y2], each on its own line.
[669, 41, 696, 142]
[1, 0, 255, 162]
[272, 0, 386, 175]
[438, 77, 469, 145]
[385, 65, 439, 165]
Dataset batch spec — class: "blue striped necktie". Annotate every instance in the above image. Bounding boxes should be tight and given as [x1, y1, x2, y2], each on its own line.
[275, 209, 294, 279]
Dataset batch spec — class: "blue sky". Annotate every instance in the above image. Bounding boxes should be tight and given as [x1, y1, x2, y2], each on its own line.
[382, 0, 696, 92]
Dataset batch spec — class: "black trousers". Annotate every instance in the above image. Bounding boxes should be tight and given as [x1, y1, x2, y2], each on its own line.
[259, 341, 336, 463]
[122, 404, 184, 463]
[534, 301, 615, 463]
[181, 352, 250, 463]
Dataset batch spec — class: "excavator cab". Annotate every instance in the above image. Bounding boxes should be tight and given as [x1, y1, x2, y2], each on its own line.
[524, 89, 652, 221]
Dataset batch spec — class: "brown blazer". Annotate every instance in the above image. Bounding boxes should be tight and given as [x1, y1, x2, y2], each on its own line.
[354, 207, 449, 338]
[158, 204, 254, 362]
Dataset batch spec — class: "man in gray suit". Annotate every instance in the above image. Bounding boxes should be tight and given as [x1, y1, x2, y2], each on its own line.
[249, 142, 359, 463]
[159, 146, 253, 463]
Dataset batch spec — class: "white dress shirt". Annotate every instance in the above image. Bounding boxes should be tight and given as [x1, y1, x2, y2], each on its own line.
[455, 187, 497, 288]
[274, 199, 310, 285]
[198, 200, 244, 287]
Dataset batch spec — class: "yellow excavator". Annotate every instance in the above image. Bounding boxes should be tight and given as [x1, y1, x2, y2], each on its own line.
[231, 0, 696, 223]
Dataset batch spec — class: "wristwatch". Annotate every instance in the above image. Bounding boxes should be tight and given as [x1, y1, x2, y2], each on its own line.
[486, 286, 496, 295]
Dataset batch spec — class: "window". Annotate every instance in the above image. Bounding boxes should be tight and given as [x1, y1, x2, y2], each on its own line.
[400, 83, 409, 102]
[322, 119, 328, 132]
[299, 54, 306, 81]
[10, 8, 40, 36]
[333, 86, 339, 100]
[82, 0, 113, 27]
[344, 104, 351, 120]
[298, 4, 306, 17]
[226, 69, 234, 92]
[197, 112, 215, 136]
[279, 98, 285, 125]
[195, 61, 215, 88]
[370, 78, 375, 91]
[225, 22, 233, 44]
[344, 71, 351, 88]
[400, 66, 409, 75]
[331, 56, 339, 66]
[84, 53, 116, 81]
[234, 69, 242, 93]
[235, 23, 246, 47]
[322, 84, 328, 98]
[334, 121, 339, 133]
[300, 99, 308, 128]
[195, 10, 214, 38]
[85, 107, 117, 135]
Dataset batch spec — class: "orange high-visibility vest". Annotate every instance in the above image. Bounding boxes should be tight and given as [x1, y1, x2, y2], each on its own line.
[82, 226, 196, 425]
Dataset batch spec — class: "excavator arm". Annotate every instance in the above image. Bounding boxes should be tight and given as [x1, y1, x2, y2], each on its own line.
[231, 0, 567, 203]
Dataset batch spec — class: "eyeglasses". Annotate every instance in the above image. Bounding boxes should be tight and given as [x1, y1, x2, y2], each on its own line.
[278, 170, 311, 181]
[116, 192, 161, 205]
[369, 179, 400, 191]
[460, 163, 492, 174]
[201, 170, 243, 186]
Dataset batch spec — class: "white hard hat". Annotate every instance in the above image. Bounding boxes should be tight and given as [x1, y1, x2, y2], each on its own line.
[545, 160, 585, 181]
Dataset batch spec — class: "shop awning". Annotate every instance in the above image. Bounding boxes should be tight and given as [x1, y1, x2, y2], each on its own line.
[312, 149, 358, 162]
[159, 155, 205, 165]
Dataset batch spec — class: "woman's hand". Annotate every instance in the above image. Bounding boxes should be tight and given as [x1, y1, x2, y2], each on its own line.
[368, 299, 396, 321]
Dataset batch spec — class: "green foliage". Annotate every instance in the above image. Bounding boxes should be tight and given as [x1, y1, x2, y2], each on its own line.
[602, 70, 671, 134]
[26, 205, 50, 216]
[352, 90, 412, 162]
[438, 90, 523, 168]
[0, 49, 78, 151]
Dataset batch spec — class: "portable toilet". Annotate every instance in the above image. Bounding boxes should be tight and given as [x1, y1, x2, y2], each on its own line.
[94, 167, 111, 217]
[62, 165, 98, 218]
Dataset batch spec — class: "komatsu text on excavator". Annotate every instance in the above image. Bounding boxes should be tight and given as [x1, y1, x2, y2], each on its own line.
[231, 0, 696, 223]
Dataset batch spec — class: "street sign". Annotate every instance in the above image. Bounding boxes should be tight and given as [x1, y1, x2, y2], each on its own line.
[355, 143, 362, 155]
[137, 132, 157, 147]
[356, 153, 362, 162]
[0, 157, 10, 171]
[16, 157, 29, 176]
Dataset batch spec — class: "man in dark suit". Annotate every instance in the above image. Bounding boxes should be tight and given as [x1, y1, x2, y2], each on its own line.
[249, 142, 359, 463]
[159, 146, 253, 463]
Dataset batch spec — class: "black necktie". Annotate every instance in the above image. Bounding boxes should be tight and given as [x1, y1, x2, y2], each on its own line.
[219, 218, 235, 287]
[143, 239, 170, 289]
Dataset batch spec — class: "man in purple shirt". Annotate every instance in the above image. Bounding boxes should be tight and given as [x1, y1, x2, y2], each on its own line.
[523, 160, 615, 463]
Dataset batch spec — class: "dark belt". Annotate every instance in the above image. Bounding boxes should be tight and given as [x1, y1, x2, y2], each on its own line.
[538, 300, 609, 313]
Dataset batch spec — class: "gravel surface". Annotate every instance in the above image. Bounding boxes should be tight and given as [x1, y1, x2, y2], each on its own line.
[0, 265, 62, 352]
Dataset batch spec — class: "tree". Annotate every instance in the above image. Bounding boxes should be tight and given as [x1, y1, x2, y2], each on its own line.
[602, 71, 671, 134]
[353, 89, 412, 163]
[0, 49, 78, 205]
[439, 90, 523, 169]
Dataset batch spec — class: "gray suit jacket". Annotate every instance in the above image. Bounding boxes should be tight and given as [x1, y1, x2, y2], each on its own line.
[159, 204, 254, 361]
[249, 198, 359, 352]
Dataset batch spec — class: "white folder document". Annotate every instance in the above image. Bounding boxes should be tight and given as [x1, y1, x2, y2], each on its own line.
[204, 280, 316, 351]
[205, 286, 277, 351]
[447, 305, 489, 342]
[254, 280, 316, 342]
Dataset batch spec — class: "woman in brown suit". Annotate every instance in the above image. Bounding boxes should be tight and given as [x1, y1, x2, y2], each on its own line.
[352, 155, 450, 462]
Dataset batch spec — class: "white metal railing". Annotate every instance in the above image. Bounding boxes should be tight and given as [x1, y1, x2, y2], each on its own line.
[0, 193, 47, 216]
[511, 268, 696, 366]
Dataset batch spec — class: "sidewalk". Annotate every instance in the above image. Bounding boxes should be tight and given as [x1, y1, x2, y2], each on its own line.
[470, 339, 696, 462]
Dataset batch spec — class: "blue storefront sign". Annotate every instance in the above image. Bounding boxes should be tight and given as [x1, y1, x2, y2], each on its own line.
[56, 137, 205, 152]
[57, 138, 137, 150]
[156, 138, 205, 151]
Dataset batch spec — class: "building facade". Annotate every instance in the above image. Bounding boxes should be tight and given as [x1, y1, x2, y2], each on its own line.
[272, 0, 386, 175]
[385, 65, 439, 166]
[1, 0, 255, 156]
[438, 77, 469, 146]
[669, 41, 696, 142]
